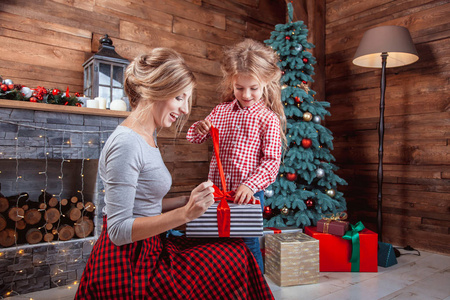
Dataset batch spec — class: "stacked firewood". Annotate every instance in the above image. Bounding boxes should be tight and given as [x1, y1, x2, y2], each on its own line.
[0, 191, 95, 247]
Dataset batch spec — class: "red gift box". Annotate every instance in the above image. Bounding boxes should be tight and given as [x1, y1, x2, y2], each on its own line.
[316, 219, 349, 236]
[305, 226, 378, 272]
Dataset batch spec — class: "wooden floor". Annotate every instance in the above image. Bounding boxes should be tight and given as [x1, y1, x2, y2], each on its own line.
[5, 249, 450, 300]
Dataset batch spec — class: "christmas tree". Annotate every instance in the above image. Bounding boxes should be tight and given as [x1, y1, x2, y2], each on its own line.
[263, 3, 347, 228]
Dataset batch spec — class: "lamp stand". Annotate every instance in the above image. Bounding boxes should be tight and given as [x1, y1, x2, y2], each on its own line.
[377, 52, 388, 242]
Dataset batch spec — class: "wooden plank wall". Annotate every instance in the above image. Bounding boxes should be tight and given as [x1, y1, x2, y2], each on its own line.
[325, 0, 450, 254]
[0, 0, 285, 198]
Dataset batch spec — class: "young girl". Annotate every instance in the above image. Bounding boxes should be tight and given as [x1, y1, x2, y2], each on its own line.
[186, 39, 286, 272]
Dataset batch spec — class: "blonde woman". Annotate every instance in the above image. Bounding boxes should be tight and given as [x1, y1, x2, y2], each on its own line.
[75, 48, 274, 299]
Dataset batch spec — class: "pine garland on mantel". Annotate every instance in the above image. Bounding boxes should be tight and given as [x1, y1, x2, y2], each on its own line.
[0, 76, 82, 107]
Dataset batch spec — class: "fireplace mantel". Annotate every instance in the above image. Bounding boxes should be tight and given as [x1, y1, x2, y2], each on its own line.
[0, 99, 130, 118]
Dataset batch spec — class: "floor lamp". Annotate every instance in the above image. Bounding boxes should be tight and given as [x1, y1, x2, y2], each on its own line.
[352, 26, 419, 241]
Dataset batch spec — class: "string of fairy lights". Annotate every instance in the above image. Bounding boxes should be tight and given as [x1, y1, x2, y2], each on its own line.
[0, 119, 114, 298]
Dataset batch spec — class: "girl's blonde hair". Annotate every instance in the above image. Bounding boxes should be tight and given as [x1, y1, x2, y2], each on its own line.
[124, 48, 196, 132]
[219, 39, 287, 148]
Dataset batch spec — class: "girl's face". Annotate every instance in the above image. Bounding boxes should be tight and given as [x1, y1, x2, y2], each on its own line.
[233, 74, 264, 108]
[152, 88, 192, 128]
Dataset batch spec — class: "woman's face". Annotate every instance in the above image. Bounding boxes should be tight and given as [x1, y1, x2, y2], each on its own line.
[233, 74, 264, 108]
[152, 88, 192, 128]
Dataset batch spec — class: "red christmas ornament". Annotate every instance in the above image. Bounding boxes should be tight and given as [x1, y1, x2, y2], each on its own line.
[286, 172, 297, 181]
[1, 84, 8, 92]
[7, 84, 15, 90]
[263, 206, 273, 219]
[305, 198, 314, 208]
[29, 97, 38, 102]
[52, 89, 60, 96]
[303, 58, 308, 63]
[285, 36, 291, 40]
[76, 103, 82, 107]
[302, 81, 307, 84]
[75, 92, 80, 97]
[294, 96, 302, 103]
[301, 138, 312, 148]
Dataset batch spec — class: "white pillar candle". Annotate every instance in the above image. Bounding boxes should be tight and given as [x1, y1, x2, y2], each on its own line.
[110, 99, 127, 111]
[95, 97, 107, 109]
[86, 99, 99, 108]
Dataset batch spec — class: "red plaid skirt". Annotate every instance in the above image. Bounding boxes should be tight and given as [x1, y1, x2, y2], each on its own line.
[75, 217, 274, 299]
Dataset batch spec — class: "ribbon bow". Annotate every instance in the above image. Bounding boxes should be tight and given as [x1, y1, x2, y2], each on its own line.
[342, 221, 365, 272]
[210, 126, 259, 237]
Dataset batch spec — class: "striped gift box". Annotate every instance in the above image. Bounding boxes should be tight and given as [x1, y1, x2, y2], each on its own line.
[186, 202, 263, 238]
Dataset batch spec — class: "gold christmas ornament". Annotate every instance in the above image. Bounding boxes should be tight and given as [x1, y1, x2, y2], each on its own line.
[281, 206, 290, 216]
[303, 112, 313, 122]
[326, 189, 336, 197]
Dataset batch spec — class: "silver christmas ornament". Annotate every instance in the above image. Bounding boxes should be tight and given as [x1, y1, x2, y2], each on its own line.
[264, 189, 274, 198]
[312, 115, 322, 124]
[3, 79, 13, 85]
[21, 86, 32, 98]
[315, 168, 325, 178]
[326, 189, 336, 197]
[295, 44, 303, 52]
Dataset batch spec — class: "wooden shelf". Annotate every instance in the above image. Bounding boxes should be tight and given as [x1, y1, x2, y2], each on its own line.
[0, 99, 130, 118]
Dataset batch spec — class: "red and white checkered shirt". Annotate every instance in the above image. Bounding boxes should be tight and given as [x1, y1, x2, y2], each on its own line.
[187, 99, 282, 193]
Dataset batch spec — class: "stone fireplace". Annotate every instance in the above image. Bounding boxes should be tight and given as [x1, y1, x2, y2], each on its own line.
[0, 104, 126, 296]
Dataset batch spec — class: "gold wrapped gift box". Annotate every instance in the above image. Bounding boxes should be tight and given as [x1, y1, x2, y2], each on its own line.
[265, 231, 319, 286]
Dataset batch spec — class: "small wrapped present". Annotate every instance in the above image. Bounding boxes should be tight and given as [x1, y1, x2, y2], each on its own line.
[316, 213, 349, 237]
[265, 232, 319, 286]
[305, 222, 378, 272]
[186, 126, 263, 238]
[378, 241, 398, 268]
[259, 227, 303, 249]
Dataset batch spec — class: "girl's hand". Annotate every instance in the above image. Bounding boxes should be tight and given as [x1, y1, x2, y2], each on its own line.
[183, 180, 215, 221]
[234, 184, 256, 205]
[195, 119, 212, 135]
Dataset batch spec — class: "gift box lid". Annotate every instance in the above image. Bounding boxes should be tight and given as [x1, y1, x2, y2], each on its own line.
[266, 231, 318, 244]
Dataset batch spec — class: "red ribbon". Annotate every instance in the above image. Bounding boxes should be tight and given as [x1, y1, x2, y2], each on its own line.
[210, 126, 232, 237]
[266, 227, 282, 234]
[210, 126, 260, 237]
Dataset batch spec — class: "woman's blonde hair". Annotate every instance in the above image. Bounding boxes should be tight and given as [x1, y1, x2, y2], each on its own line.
[219, 39, 287, 148]
[124, 48, 196, 132]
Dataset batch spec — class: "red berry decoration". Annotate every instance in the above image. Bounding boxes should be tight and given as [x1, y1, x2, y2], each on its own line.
[29, 97, 38, 102]
[7, 84, 15, 90]
[1, 84, 8, 92]
[263, 206, 273, 219]
[305, 198, 315, 209]
[294, 96, 302, 103]
[285, 36, 290, 40]
[75, 92, 80, 97]
[301, 138, 312, 148]
[286, 172, 297, 181]
[303, 58, 308, 63]
[52, 89, 60, 96]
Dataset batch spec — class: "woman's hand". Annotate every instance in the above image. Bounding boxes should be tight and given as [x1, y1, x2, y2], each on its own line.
[195, 119, 212, 135]
[234, 184, 256, 205]
[183, 180, 215, 222]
